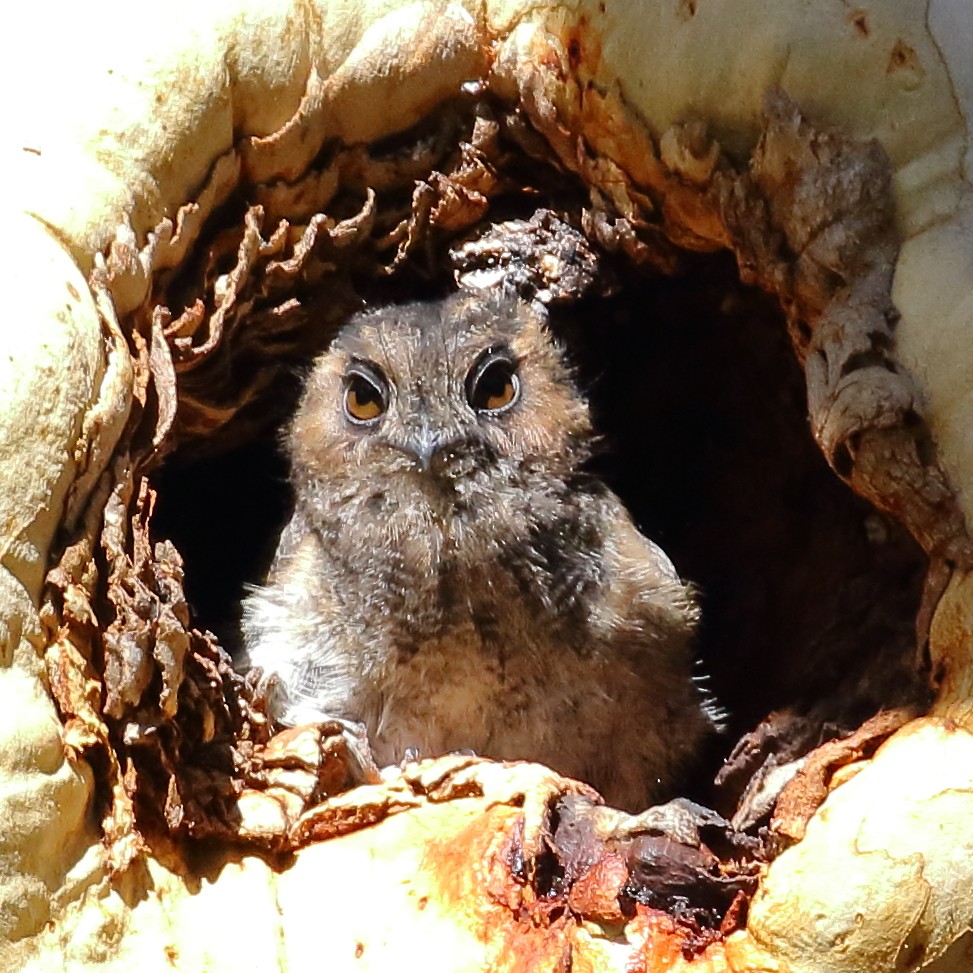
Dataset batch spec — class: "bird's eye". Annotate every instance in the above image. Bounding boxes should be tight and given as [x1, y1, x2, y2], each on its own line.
[343, 365, 388, 424]
[466, 349, 520, 415]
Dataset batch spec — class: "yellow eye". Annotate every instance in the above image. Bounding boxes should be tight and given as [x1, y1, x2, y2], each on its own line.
[343, 368, 387, 424]
[484, 375, 517, 411]
[466, 351, 520, 414]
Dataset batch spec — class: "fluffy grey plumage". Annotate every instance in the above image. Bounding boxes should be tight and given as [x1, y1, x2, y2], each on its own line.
[241, 289, 713, 809]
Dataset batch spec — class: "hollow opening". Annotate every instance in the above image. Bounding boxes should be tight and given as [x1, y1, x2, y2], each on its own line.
[151, 241, 929, 802]
[123, 88, 949, 840]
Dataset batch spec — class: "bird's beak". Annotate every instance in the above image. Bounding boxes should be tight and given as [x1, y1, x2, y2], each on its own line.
[409, 425, 448, 473]
[383, 423, 479, 476]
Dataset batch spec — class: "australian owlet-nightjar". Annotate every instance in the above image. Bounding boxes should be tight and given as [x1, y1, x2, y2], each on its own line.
[241, 288, 714, 810]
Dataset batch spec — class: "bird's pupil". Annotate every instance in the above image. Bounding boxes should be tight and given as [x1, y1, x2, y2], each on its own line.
[352, 378, 379, 407]
[485, 376, 513, 409]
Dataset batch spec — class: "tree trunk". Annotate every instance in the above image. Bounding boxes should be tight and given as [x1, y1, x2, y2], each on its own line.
[3, 2, 973, 970]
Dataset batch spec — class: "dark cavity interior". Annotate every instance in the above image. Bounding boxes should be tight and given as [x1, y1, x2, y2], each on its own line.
[151, 248, 928, 798]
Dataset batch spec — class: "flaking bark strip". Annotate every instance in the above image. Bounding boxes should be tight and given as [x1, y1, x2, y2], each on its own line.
[718, 92, 973, 569]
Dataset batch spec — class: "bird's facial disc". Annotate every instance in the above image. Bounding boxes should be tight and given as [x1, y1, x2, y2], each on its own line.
[339, 343, 521, 479]
[290, 290, 592, 496]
